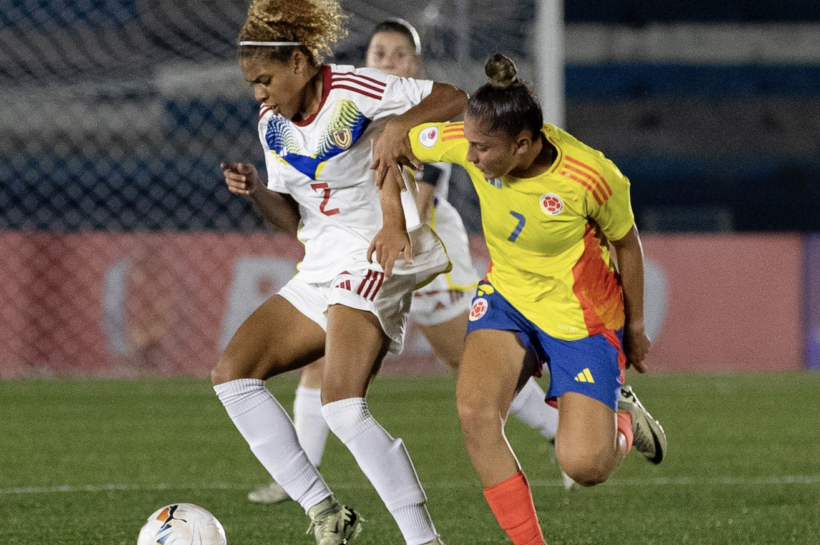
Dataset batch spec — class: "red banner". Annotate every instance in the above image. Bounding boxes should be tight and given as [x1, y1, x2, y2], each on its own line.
[640, 234, 803, 372]
[0, 232, 805, 378]
[0, 232, 305, 378]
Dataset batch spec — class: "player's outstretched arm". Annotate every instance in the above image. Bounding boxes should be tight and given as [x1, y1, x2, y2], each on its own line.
[371, 82, 467, 189]
[611, 224, 650, 372]
[221, 162, 300, 234]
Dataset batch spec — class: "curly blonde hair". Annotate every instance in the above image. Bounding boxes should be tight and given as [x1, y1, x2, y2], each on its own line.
[239, 0, 348, 65]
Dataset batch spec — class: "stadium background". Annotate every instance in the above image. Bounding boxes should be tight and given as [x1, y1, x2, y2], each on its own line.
[3, 3, 820, 545]
[1, 0, 820, 376]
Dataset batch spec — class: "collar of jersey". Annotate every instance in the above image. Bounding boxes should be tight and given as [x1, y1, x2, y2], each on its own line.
[293, 65, 333, 127]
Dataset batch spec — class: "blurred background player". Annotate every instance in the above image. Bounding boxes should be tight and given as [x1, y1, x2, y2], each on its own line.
[407, 54, 667, 545]
[248, 18, 569, 506]
[212, 1, 467, 544]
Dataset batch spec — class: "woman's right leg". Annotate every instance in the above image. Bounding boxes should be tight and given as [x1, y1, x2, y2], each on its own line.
[211, 294, 335, 516]
[456, 329, 546, 545]
[456, 328, 535, 484]
[421, 309, 560, 443]
[246, 357, 329, 505]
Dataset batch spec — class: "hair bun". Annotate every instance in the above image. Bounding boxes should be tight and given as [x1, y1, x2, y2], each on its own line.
[484, 53, 518, 88]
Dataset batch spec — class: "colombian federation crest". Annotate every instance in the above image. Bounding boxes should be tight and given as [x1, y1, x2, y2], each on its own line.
[418, 126, 439, 148]
[469, 297, 489, 321]
[540, 193, 564, 215]
[331, 127, 353, 150]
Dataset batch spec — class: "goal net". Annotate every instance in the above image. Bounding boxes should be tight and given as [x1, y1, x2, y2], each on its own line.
[0, 0, 538, 377]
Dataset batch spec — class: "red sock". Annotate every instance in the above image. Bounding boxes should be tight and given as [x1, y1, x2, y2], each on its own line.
[483, 471, 546, 545]
[617, 411, 633, 454]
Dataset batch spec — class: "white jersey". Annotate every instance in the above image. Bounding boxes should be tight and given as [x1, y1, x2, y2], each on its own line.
[259, 64, 434, 283]
[414, 164, 480, 291]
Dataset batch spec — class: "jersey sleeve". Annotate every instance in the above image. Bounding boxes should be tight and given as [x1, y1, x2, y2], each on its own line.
[263, 152, 287, 193]
[408, 122, 469, 167]
[371, 71, 434, 118]
[258, 114, 288, 193]
[587, 156, 634, 241]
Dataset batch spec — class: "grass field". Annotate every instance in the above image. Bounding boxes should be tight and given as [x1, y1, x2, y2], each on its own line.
[2, 372, 819, 544]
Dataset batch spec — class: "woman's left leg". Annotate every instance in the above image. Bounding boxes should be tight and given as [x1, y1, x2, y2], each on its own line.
[542, 330, 635, 487]
[321, 303, 441, 545]
[553, 392, 628, 486]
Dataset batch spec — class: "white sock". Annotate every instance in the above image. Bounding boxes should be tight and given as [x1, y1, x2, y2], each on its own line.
[293, 386, 330, 467]
[215, 379, 331, 513]
[509, 377, 559, 439]
[322, 398, 438, 545]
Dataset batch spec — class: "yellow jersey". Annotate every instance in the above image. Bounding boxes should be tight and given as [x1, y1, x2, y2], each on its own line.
[409, 122, 634, 340]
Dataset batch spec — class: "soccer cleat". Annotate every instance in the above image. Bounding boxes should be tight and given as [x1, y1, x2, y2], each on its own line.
[561, 469, 580, 491]
[247, 480, 290, 504]
[307, 497, 363, 545]
[618, 385, 667, 464]
[419, 537, 446, 545]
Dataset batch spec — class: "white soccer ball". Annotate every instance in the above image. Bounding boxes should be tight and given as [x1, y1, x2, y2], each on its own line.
[137, 503, 227, 545]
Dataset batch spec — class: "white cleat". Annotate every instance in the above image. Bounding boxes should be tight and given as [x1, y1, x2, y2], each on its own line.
[247, 480, 291, 504]
[561, 469, 580, 491]
[618, 385, 667, 464]
[307, 497, 363, 545]
[420, 538, 446, 545]
[550, 439, 580, 490]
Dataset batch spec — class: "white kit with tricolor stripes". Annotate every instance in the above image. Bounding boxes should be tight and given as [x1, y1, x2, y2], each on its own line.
[259, 64, 451, 351]
[259, 64, 448, 283]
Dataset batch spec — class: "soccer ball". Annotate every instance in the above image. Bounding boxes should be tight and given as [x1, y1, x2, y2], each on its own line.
[137, 503, 227, 545]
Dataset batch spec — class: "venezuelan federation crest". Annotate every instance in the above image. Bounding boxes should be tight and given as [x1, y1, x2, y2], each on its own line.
[331, 127, 353, 150]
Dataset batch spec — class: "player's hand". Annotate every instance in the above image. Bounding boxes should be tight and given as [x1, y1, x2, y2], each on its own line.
[371, 119, 420, 190]
[623, 321, 651, 373]
[221, 162, 260, 196]
[367, 226, 413, 277]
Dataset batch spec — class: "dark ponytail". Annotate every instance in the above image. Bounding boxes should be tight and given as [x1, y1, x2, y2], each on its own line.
[466, 54, 543, 139]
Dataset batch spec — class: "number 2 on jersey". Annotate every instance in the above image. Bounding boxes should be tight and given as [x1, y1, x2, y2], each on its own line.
[310, 182, 340, 216]
[508, 211, 526, 241]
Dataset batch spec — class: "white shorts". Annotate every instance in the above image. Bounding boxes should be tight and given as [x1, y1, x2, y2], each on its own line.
[409, 198, 480, 326]
[410, 287, 475, 326]
[279, 224, 451, 354]
[279, 269, 417, 354]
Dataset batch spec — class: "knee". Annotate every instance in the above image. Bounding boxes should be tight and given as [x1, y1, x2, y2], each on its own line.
[442, 353, 462, 371]
[556, 447, 614, 487]
[210, 353, 256, 387]
[210, 356, 233, 387]
[321, 397, 372, 444]
[435, 345, 462, 371]
[457, 397, 501, 441]
[320, 374, 366, 404]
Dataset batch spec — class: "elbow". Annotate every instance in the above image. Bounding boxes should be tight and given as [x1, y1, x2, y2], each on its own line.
[433, 82, 468, 118]
[611, 224, 640, 250]
[452, 87, 468, 114]
[454, 85, 468, 104]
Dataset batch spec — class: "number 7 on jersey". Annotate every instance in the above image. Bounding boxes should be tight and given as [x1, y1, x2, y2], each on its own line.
[508, 211, 526, 242]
